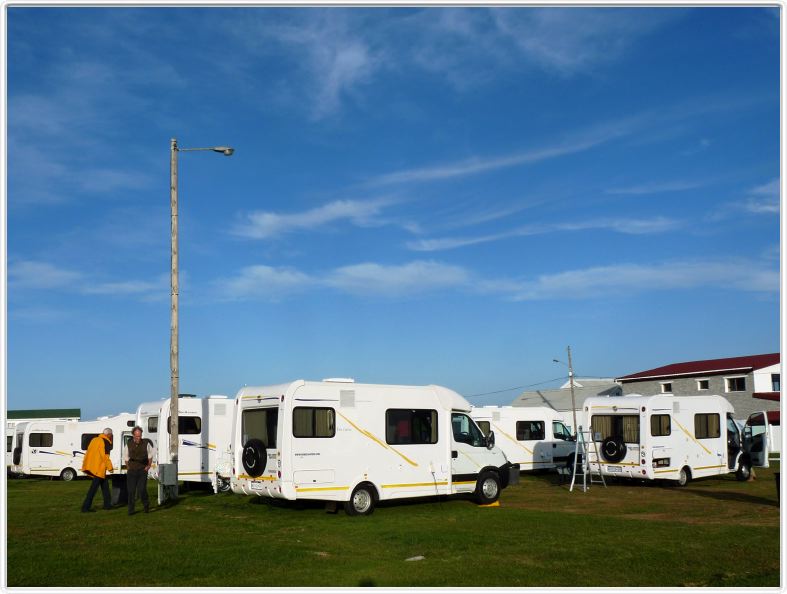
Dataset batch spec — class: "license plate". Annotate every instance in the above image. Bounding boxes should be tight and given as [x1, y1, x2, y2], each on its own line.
[250, 480, 265, 490]
[606, 465, 622, 473]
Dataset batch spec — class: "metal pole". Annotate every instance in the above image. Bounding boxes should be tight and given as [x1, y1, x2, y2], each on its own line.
[568, 345, 578, 438]
[169, 138, 179, 499]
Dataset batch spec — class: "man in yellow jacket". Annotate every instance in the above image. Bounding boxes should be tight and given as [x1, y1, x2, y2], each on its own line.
[80, 428, 114, 512]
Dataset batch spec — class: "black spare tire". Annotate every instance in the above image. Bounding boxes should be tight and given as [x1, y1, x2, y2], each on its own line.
[601, 436, 626, 463]
[242, 439, 267, 477]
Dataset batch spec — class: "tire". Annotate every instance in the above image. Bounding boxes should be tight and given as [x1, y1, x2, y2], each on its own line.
[475, 471, 501, 505]
[241, 439, 267, 477]
[344, 484, 376, 516]
[60, 467, 77, 482]
[601, 436, 627, 463]
[217, 476, 232, 492]
[676, 466, 691, 487]
[736, 460, 752, 482]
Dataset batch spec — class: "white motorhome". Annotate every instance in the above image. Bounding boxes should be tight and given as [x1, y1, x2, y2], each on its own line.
[470, 406, 576, 471]
[10, 413, 136, 481]
[582, 394, 766, 486]
[230, 379, 519, 515]
[135, 394, 233, 493]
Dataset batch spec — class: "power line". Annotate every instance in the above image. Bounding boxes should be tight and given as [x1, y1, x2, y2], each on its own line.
[467, 375, 568, 399]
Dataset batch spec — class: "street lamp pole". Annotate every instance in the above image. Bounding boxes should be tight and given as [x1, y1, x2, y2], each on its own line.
[165, 138, 234, 503]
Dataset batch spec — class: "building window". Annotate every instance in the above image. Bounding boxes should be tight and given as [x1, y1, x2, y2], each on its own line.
[29, 433, 53, 447]
[725, 377, 746, 392]
[697, 379, 709, 391]
[387, 409, 438, 445]
[591, 415, 640, 444]
[81, 433, 99, 450]
[167, 416, 201, 435]
[772, 374, 781, 392]
[650, 415, 671, 437]
[660, 382, 673, 394]
[516, 420, 545, 441]
[694, 413, 721, 439]
[147, 417, 158, 434]
[292, 407, 335, 438]
[476, 421, 491, 436]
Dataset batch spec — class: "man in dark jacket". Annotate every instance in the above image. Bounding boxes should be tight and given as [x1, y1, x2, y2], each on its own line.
[124, 426, 155, 515]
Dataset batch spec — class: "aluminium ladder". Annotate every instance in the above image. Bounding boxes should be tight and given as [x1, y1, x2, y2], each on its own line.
[569, 426, 606, 493]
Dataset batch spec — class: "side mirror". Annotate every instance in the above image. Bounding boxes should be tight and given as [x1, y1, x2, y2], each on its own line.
[486, 431, 495, 450]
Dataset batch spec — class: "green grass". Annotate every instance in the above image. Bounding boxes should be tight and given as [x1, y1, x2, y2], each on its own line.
[6, 464, 781, 587]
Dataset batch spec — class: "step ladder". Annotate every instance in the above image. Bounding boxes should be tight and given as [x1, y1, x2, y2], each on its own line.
[569, 426, 606, 492]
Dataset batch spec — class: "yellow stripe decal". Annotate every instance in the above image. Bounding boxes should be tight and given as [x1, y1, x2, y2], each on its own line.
[672, 419, 712, 455]
[238, 474, 277, 481]
[492, 423, 533, 455]
[295, 486, 348, 492]
[55, 451, 71, 456]
[336, 412, 418, 468]
[654, 469, 676, 474]
[453, 481, 477, 486]
[600, 462, 640, 467]
[178, 471, 209, 476]
[382, 481, 449, 489]
[694, 464, 725, 471]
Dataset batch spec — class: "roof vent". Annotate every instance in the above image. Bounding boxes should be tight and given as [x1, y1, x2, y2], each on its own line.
[323, 378, 355, 383]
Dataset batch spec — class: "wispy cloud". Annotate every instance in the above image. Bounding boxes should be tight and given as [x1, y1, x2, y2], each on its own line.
[8, 261, 83, 289]
[232, 198, 394, 240]
[605, 179, 708, 196]
[497, 260, 779, 301]
[743, 179, 780, 214]
[407, 216, 682, 252]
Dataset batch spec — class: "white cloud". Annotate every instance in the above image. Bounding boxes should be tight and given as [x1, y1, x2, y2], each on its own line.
[8, 261, 83, 289]
[325, 261, 469, 296]
[232, 199, 391, 240]
[407, 217, 682, 252]
[219, 265, 314, 300]
[500, 260, 779, 301]
[605, 180, 708, 195]
[743, 179, 780, 214]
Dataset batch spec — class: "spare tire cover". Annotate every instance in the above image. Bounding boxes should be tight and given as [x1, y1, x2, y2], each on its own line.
[601, 436, 626, 463]
[242, 438, 267, 477]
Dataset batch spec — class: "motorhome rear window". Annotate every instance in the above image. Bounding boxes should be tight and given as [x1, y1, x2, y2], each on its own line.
[694, 413, 720, 439]
[81, 433, 99, 450]
[168, 416, 201, 435]
[293, 407, 335, 438]
[242, 408, 279, 448]
[591, 415, 640, 444]
[476, 421, 491, 436]
[650, 415, 671, 437]
[148, 417, 158, 433]
[386, 409, 438, 445]
[516, 421, 545, 441]
[29, 433, 53, 447]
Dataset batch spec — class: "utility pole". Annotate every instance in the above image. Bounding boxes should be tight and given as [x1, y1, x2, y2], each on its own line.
[567, 345, 578, 438]
[168, 138, 180, 502]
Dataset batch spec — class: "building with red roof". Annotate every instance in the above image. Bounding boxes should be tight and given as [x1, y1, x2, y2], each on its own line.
[616, 353, 780, 419]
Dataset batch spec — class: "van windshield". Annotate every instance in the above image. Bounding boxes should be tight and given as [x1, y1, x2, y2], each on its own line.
[242, 407, 279, 448]
[451, 413, 486, 447]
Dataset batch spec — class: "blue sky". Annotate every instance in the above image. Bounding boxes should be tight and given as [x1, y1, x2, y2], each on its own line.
[5, 7, 781, 419]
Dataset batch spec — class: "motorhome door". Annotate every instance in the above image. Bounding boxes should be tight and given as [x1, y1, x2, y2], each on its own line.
[743, 412, 770, 468]
[450, 412, 488, 493]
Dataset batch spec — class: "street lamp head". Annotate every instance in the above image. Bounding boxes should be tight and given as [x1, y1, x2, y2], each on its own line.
[213, 146, 234, 156]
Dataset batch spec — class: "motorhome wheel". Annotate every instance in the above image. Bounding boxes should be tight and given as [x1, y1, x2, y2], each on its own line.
[345, 484, 376, 516]
[216, 476, 231, 492]
[676, 466, 691, 487]
[241, 439, 267, 477]
[475, 471, 501, 504]
[601, 436, 626, 463]
[60, 467, 76, 482]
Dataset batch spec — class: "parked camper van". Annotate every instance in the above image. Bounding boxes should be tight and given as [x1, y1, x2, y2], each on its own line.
[135, 394, 233, 493]
[230, 379, 519, 515]
[470, 406, 576, 471]
[11, 413, 136, 480]
[582, 394, 765, 486]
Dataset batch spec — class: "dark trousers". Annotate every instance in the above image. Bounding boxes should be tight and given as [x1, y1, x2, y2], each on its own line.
[82, 476, 112, 511]
[127, 468, 150, 513]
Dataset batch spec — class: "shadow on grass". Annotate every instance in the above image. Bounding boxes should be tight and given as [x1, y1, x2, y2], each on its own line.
[245, 493, 475, 514]
[679, 488, 778, 507]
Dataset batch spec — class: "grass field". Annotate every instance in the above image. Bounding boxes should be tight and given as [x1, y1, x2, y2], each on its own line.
[5, 464, 781, 587]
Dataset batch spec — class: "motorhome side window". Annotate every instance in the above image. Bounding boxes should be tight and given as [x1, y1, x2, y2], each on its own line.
[29, 433, 53, 447]
[650, 415, 671, 437]
[694, 413, 720, 439]
[81, 433, 99, 450]
[168, 416, 201, 435]
[450, 413, 485, 447]
[516, 421, 545, 441]
[386, 409, 438, 445]
[476, 421, 491, 436]
[148, 417, 158, 433]
[552, 421, 572, 440]
[293, 407, 335, 438]
[242, 408, 279, 448]
[591, 415, 640, 444]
